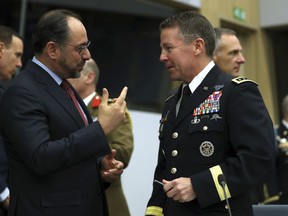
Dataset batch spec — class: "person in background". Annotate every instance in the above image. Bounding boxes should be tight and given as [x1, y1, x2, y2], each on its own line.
[213, 27, 245, 77]
[0, 25, 23, 216]
[276, 94, 288, 203]
[145, 11, 275, 216]
[213, 27, 280, 205]
[68, 58, 134, 216]
[0, 9, 127, 216]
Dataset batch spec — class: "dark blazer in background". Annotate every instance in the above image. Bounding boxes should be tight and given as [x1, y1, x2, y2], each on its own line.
[0, 61, 111, 216]
[0, 84, 8, 216]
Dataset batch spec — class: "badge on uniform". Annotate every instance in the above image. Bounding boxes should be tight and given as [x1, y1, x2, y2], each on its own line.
[200, 141, 214, 157]
[191, 116, 200, 124]
[210, 114, 222, 121]
[193, 91, 222, 116]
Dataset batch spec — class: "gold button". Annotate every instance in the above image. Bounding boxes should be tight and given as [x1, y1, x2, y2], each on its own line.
[203, 126, 208, 131]
[172, 132, 178, 139]
[171, 167, 177, 174]
[172, 150, 178, 157]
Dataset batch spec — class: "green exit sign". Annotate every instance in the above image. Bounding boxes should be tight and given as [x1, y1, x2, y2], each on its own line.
[233, 7, 246, 21]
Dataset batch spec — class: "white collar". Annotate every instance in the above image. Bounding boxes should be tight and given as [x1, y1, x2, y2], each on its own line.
[187, 61, 215, 93]
[83, 92, 96, 106]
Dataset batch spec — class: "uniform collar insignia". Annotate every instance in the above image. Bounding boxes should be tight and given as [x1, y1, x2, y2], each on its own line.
[214, 85, 224, 91]
[92, 96, 101, 108]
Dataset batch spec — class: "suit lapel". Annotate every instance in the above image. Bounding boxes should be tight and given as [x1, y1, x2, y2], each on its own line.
[28, 61, 89, 128]
[175, 66, 221, 126]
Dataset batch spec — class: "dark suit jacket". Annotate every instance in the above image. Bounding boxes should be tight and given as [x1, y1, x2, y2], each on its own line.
[0, 61, 112, 216]
[146, 65, 275, 216]
[0, 84, 8, 216]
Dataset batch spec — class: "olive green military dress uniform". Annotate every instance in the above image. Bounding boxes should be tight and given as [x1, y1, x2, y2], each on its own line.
[87, 94, 134, 216]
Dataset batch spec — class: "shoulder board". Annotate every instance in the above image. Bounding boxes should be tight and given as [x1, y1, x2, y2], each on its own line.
[231, 77, 258, 86]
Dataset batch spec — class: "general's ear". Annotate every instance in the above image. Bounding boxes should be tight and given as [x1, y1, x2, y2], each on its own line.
[193, 38, 205, 55]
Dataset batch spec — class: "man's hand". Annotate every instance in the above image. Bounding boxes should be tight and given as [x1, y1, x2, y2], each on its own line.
[100, 149, 124, 183]
[163, 177, 196, 203]
[98, 87, 128, 135]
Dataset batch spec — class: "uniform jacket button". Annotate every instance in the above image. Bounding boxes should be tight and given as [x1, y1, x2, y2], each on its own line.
[172, 132, 178, 139]
[171, 167, 177, 174]
[172, 150, 178, 157]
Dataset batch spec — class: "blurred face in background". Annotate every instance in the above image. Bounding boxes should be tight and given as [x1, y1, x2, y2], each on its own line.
[213, 34, 245, 77]
[0, 35, 23, 80]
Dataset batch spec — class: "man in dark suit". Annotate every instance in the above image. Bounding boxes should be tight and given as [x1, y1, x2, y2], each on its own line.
[0, 9, 127, 216]
[145, 11, 275, 216]
[68, 58, 134, 216]
[0, 25, 23, 216]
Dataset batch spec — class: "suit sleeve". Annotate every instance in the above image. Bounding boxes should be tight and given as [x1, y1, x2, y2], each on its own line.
[0, 84, 111, 176]
[191, 81, 275, 207]
[0, 136, 8, 194]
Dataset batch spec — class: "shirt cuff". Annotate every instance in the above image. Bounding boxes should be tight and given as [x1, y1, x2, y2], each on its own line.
[0, 187, 9, 202]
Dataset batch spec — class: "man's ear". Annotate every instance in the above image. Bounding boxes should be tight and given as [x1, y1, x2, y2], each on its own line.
[193, 38, 205, 55]
[46, 41, 59, 59]
[0, 42, 5, 58]
[86, 71, 96, 84]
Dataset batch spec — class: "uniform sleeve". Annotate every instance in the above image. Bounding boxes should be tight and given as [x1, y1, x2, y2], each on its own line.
[106, 108, 134, 167]
[145, 146, 166, 216]
[145, 104, 172, 216]
[192, 80, 276, 208]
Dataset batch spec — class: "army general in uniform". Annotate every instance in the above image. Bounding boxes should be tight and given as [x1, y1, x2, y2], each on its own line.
[145, 11, 275, 216]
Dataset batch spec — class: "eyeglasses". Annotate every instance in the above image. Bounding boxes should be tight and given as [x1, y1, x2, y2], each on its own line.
[63, 40, 91, 55]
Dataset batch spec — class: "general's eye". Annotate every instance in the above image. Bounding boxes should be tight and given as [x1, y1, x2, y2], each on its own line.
[164, 46, 173, 53]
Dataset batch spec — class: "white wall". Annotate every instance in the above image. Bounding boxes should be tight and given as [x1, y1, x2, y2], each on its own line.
[259, 0, 288, 27]
[121, 110, 161, 216]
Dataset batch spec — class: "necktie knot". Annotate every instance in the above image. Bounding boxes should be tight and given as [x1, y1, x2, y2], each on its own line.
[183, 85, 191, 97]
[61, 80, 71, 92]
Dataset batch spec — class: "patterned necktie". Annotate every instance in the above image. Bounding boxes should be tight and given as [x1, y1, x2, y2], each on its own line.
[61, 80, 88, 126]
[177, 85, 191, 117]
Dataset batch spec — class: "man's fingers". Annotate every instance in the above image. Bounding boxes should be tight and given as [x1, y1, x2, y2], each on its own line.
[101, 88, 109, 104]
[117, 86, 128, 102]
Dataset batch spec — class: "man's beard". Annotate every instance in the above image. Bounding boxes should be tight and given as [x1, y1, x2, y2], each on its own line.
[58, 57, 79, 79]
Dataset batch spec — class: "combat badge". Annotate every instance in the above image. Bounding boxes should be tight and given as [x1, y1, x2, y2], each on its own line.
[191, 116, 200, 124]
[200, 141, 214, 157]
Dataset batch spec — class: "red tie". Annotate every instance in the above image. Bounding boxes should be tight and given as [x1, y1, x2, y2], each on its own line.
[61, 80, 88, 126]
